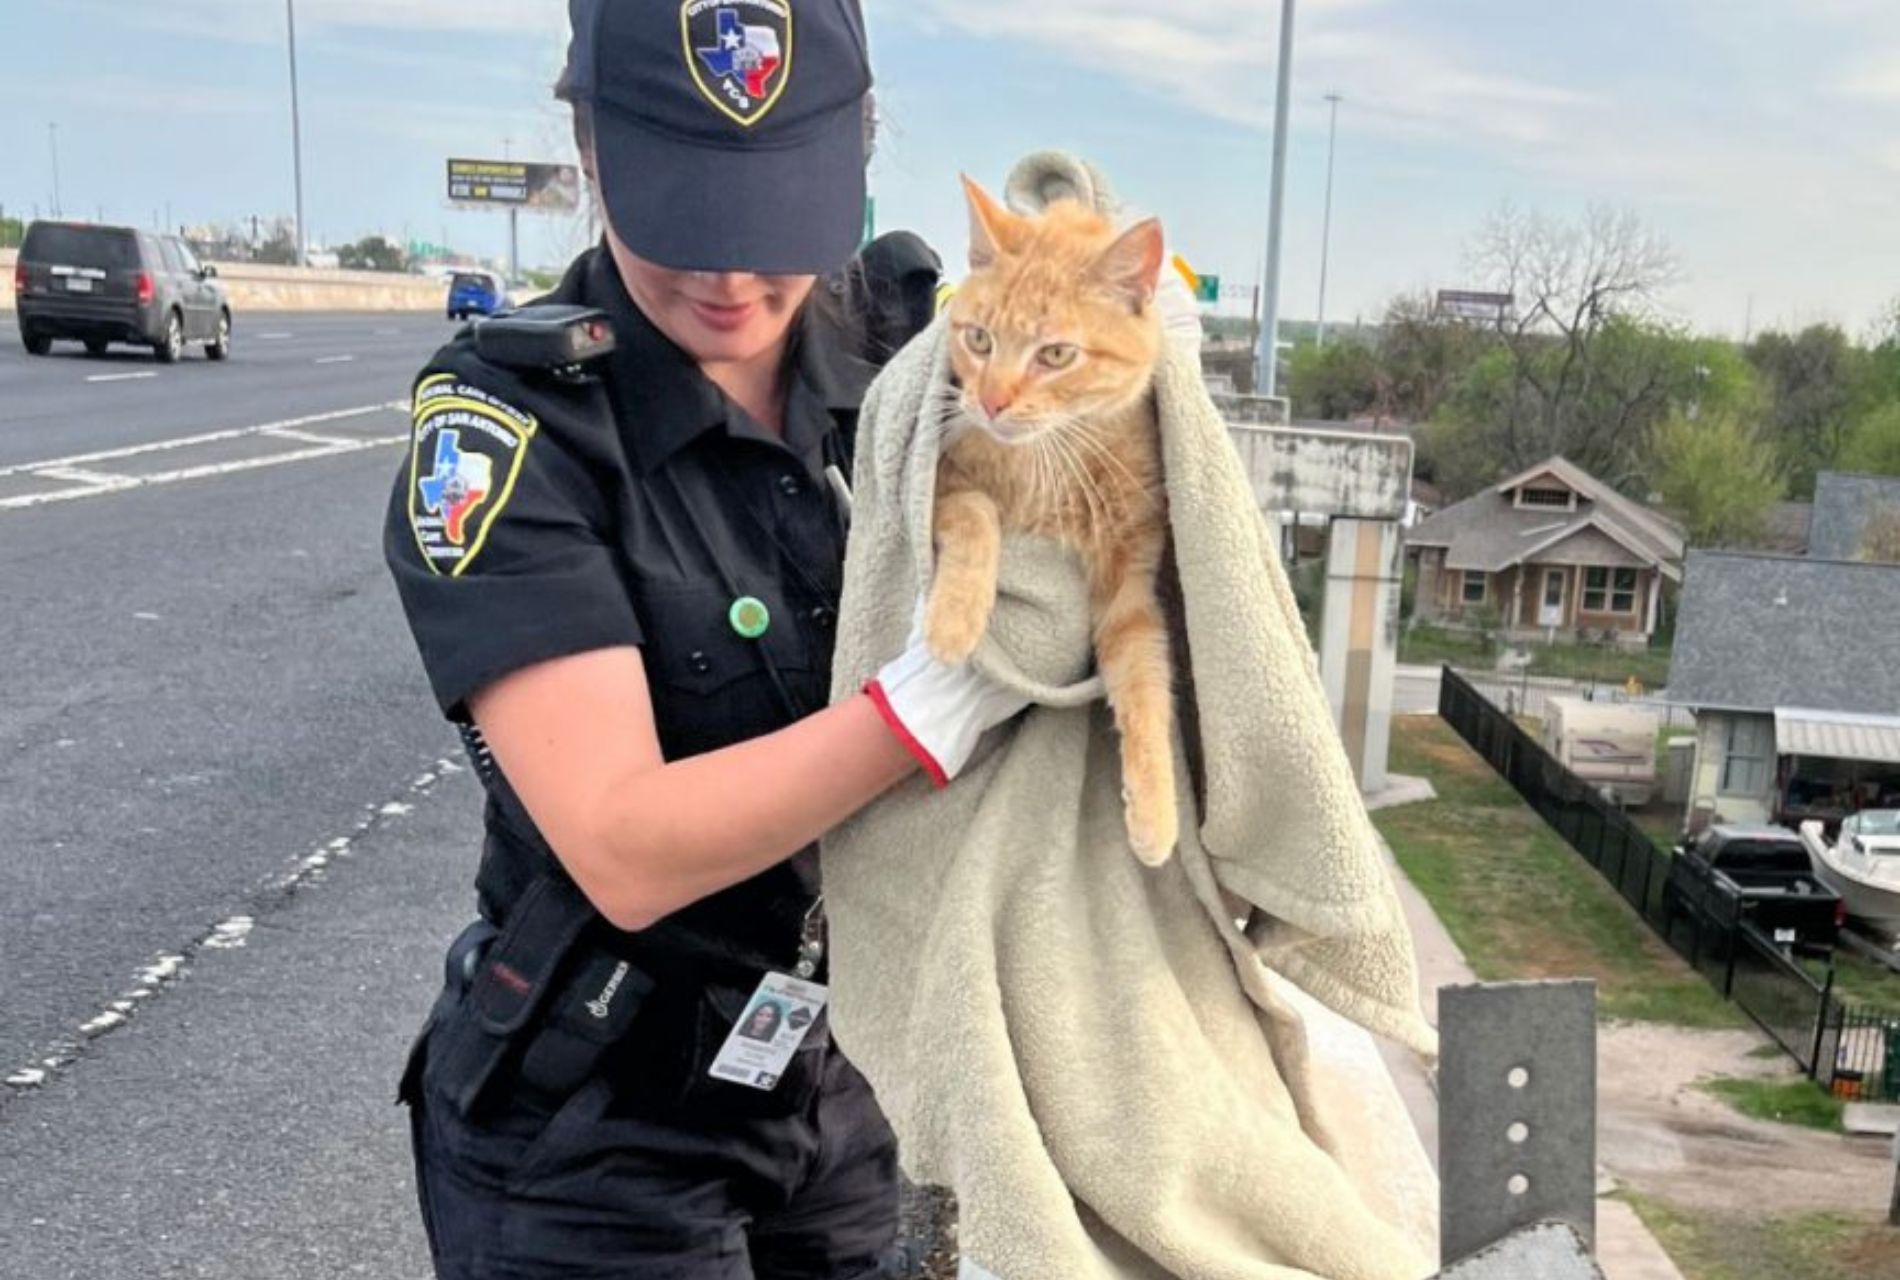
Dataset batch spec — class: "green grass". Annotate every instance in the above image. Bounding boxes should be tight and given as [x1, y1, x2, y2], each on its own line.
[1376, 716, 1740, 1028]
[1397, 623, 1674, 687]
[1397, 625, 1492, 669]
[1700, 1076, 1846, 1132]
[1622, 1193, 1899, 1280]
[1631, 803, 1686, 848]
[1525, 641, 1674, 688]
[1801, 948, 1900, 1017]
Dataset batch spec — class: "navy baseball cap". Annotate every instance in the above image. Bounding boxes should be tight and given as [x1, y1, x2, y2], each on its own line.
[565, 0, 871, 275]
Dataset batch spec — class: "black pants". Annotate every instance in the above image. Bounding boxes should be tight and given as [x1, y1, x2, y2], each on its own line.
[404, 989, 901, 1279]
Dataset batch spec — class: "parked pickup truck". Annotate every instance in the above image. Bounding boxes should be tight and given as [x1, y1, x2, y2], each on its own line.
[1667, 824, 1845, 953]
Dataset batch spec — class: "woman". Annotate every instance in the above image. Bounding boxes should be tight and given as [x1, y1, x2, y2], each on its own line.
[383, 1, 1024, 1275]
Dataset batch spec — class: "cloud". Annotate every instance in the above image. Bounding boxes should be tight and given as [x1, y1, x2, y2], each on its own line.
[1838, 53, 1900, 100]
[66, 0, 561, 43]
[38, 76, 272, 117]
[874, 0, 1599, 150]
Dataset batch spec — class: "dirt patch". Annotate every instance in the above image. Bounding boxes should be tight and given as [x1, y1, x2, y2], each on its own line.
[1599, 1022, 1892, 1218]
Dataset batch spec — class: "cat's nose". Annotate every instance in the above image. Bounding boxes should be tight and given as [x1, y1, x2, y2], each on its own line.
[980, 389, 1015, 418]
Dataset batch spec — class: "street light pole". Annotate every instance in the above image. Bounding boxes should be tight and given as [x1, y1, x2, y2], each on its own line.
[286, 0, 308, 267]
[47, 123, 62, 219]
[504, 137, 519, 284]
[1316, 92, 1342, 349]
[1254, 0, 1297, 399]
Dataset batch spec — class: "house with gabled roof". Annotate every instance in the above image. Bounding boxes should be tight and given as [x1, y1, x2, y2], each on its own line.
[1404, 456, 1686, 647]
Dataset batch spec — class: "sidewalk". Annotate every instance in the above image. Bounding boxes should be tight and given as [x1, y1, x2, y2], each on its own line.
[1373, 775, 1687, 1280]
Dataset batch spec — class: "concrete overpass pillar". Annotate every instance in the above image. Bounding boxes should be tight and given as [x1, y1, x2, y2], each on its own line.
[1225, 421, 1412, 796]
[1318, 517, 1403, 794]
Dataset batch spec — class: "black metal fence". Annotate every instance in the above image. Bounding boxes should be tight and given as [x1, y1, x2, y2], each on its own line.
[1438, 665, 1881, 1094]
[1823, 1002, 1900, 1103]
[1439, 666, 1673, 927]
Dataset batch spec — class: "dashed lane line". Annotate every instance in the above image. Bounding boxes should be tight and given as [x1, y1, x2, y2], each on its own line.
[0, 402, 408, 511]
[0, 756, 466, 1111]
[85, 371, 159, 384]
[314, 354, 356, 365]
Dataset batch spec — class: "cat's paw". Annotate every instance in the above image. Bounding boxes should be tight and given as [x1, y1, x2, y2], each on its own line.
[924, 582, 989, 666]
[1123, 780, 1179, 868]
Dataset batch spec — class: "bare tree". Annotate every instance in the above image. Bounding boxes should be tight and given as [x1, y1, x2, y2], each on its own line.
[1463, 204, 1682, 472]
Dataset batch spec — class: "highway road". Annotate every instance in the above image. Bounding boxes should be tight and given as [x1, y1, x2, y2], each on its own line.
[0, 311, 473, 1275]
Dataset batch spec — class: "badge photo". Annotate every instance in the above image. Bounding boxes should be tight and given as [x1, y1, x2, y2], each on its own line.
[681, 0, 794, 127]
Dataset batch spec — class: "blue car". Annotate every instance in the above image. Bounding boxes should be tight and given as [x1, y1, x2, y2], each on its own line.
[446, 271, 511, 320]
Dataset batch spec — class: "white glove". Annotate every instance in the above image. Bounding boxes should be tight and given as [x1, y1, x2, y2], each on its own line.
[865, 607, 1030, 787]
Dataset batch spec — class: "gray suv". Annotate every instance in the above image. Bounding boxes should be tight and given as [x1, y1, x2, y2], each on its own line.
[15, 222, 232, 363]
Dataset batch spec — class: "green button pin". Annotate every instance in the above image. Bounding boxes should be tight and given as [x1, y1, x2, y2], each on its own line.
[729, 595, 771, 640]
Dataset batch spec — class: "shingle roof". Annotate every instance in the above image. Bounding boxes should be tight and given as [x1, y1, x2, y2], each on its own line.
[1406, 455, 1684, 575]
[1666, 550, 1900, 713]
[1808, 472, 1900, 562]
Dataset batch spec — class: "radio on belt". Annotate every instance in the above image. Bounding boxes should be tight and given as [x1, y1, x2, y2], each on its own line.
[474, 305, 616, 376]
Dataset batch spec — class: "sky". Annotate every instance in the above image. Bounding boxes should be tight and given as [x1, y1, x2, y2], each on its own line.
[2, 0, 1897, 338]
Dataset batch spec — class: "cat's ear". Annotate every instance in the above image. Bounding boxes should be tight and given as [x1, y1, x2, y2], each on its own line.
[1092, 217, 1166, 309]
[962, 175, 1014, 271]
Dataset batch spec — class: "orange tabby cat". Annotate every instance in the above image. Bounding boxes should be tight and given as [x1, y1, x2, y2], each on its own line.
[928, 177, 1177, 866]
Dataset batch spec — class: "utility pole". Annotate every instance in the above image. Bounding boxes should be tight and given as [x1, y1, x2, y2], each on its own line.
[47, 123, 62, 219]
[504, 136, 519, 284]
[1254, 0, 1297, 399]
[1315, 92, 1343, 349]
[286, 0, 308, 267]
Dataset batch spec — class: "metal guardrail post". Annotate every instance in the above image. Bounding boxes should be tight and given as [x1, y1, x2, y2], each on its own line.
[1439, 980, 1598, 1266]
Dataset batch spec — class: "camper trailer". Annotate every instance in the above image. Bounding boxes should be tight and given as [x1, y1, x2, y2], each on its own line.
[1541, 696, 1659, 807]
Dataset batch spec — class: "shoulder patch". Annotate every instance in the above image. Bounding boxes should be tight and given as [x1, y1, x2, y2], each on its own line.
[407, 376, 540, 577]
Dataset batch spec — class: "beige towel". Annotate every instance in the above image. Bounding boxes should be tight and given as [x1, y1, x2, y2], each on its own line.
[823, 308, 1439, 1279]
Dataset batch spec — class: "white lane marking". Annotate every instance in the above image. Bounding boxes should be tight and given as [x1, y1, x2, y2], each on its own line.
[0, 437, 409, 511]
[0, 755, 466, 1104]
[374, 328, 402, 336]
[258, 332, 295, 340]
[0, 403, 403, 478]
[0, 402, 407, 512]
[314, 354, 356, 365]
[35, 466, 137, 489]
[85, 371, 158, 384]
[258, 426, 361, 447]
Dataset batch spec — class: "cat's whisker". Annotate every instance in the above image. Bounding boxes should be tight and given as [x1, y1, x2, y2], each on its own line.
[1063, 422, 1149, 503]
[1042, 424, 1104, 526]
[1048, 429, 1107, 535]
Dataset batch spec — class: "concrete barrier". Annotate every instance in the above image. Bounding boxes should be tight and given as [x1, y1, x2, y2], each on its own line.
[0, 248, 444, 313]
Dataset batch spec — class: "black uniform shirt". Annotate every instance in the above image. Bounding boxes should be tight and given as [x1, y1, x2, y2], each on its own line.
[384, 245, 879, 981]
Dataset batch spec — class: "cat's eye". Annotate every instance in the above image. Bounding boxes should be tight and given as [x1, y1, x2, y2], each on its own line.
[1037, 343, 1080, 370]
[963, 326, 994, 356]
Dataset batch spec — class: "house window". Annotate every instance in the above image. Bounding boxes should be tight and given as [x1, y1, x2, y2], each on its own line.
[1520, 487, 1574, 509]
[1719, 717, 1774, 797]
[1582, 567, 1641, 614]
[1461, 571, 1488, 604]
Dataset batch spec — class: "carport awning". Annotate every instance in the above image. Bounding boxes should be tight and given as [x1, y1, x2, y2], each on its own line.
[1776, 708, 1900, 766]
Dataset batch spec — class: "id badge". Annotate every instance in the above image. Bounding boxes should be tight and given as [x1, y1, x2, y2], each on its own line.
[707, 973, 828, 1092]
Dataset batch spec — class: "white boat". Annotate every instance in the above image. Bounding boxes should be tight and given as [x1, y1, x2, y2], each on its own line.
[1800, 812, 1900, 932]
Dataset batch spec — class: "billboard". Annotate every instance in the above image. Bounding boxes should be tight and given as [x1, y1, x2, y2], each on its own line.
[446, 159, 581, 211]
[1435, 289, 1514, 323]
